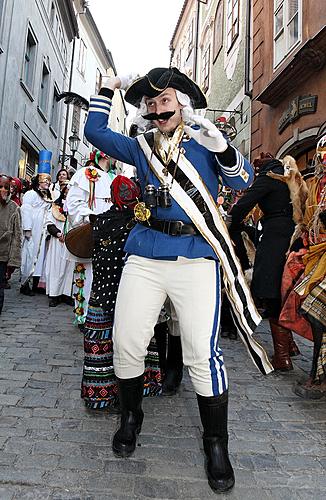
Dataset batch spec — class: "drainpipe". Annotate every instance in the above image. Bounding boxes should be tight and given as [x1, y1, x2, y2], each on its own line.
[245, 0, 252, 98]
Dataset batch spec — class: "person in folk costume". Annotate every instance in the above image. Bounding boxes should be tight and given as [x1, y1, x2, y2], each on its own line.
[81, 175, 163, 410]
[20, 168, 53, 296]
[229, 153, 301, 371]
[280, 136, 326, 399]
[45, 183, 75, 307]
[0, 174, 22, 315]
[84, 67, 273, 493]
[50, 168, 71, 201]
[66, 150, 116, 326]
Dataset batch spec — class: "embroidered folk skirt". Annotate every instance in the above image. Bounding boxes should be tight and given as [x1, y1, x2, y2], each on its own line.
[81, 300, 162, 409]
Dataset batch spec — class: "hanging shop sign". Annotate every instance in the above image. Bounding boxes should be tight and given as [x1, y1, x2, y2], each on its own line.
[278, 95, 318, 133]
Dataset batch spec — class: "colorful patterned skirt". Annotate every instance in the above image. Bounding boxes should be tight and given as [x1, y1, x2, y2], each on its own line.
[81, 300, 162, 409]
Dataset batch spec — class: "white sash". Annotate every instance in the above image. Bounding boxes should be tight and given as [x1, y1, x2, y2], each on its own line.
[137, 133, 273, 375]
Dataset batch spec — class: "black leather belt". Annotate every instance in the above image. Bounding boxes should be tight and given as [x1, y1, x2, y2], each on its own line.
[140, 218, 198, 236]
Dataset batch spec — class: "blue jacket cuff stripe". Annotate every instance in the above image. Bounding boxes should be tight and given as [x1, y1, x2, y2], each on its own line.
[90, 95, 112, 104]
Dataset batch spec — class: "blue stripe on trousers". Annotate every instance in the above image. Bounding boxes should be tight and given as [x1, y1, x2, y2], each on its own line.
[209, 262, 227, 395]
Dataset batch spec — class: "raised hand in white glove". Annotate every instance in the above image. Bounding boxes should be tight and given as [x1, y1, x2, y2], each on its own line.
[118, 72, 139, 91]
[184, 115, 228, 153]
[101, 76, 122, 91]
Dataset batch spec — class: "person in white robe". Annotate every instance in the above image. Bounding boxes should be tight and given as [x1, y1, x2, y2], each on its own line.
[20, 173, 52, 295]
[66, 151, 116, 325]
[45, 184, 75, 306]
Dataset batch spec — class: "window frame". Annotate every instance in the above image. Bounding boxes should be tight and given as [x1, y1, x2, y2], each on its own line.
[186, 18, 194, 59]
[38, 59, 50, 116]
[273, 0, 302, 68]
[95, 68, 102, 94]
[50, 83, 60, 135]
[22, 24, 38, 95]
[0, 0, 6, 50]
[213, 0, 224, 62]
[226, 0, 239, 52]
[201, 44, 211, 93]
[77, 38, 87, 77]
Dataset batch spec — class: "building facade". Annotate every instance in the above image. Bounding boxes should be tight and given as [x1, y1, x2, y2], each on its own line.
[62, 1, 127, 172]
[0, 0, 77, 179]
[170, 0, 252, 157]
[251, 0, 326, 169]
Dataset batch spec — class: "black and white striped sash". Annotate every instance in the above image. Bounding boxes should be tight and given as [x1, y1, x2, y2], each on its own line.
[137, 131, 273, 375]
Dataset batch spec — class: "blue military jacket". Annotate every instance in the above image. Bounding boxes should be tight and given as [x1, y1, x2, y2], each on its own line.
[84, 91, 254, 260]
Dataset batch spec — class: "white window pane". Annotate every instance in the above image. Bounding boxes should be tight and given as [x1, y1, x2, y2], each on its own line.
[274, 6, 283, 35]
[288, 0, 298, 20]
[227, 0, 232, 17]
[288, 14, 299, 47]
[275, 31, 285, 65]
[275, 0, 283, 9]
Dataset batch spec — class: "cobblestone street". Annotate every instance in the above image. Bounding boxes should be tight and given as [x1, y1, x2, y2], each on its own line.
[0, 275, 325, 500]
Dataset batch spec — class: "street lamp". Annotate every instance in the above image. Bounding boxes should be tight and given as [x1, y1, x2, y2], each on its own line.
[68, 132, 80, 157]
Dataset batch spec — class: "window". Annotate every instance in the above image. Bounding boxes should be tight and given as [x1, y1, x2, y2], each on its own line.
[83, 112, 89, 146]
[175, 50, 181, 69]
[274, 0, 301, 67]
[39, 62, 50, 113]
[50, 84, 60, 132]
[77, 39, 87, 77]
[202, 44, 211, 92]
[95, 68, 102, 94]
[0, 0, 5, 29]
[186, 19, 194, 57]
[71, 104, 81, 134]
[213, 0, 224, 61]
[226, 0, 239, 51]
[23, 28, 37, 90]
[50, 3, 67, 63]
[50, 2, 55, 26]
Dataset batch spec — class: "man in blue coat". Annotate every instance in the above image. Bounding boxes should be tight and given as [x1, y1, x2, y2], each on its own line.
[84, 67, 272, 493]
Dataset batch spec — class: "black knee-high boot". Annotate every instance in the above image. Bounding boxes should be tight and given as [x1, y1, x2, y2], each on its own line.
[197, 391, 235, 493]
[112, 375, 144, 458]
[162, 333, 183, 396]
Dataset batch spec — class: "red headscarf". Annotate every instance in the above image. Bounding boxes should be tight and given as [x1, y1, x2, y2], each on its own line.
[10, 177, 23, 206]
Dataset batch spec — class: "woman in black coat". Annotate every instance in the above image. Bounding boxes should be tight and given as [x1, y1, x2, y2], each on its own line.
[229, 153, 299, 370]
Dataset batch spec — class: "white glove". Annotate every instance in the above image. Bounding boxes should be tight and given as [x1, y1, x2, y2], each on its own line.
[117, 72, 139, 91]
[184, 115, 228, 153]
[101, 76, 121, 91]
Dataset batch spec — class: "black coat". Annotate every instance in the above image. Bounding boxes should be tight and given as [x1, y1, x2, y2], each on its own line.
[229, 160, 295, 300]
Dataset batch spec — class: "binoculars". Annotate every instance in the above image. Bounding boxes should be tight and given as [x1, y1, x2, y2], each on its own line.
[143, 184, 172, 209]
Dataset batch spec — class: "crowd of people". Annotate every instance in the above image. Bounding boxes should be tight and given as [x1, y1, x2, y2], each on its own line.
[0, 67, 325, 494]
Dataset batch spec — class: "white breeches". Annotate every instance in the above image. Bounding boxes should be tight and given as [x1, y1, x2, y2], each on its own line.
[113, 255, 228, 396]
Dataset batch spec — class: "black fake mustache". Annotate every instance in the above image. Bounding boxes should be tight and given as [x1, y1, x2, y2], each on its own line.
[142, 111, 176, 121]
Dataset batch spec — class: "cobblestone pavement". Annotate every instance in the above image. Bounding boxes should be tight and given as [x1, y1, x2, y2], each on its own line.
[0, 274, 325, 500]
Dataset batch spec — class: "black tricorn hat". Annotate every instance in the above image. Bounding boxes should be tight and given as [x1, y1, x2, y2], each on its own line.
[124, 67, 207, 109]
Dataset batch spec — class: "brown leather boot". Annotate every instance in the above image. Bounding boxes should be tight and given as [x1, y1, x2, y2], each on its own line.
[289, 331, 300, 357]
[269, 320, 293, 371]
